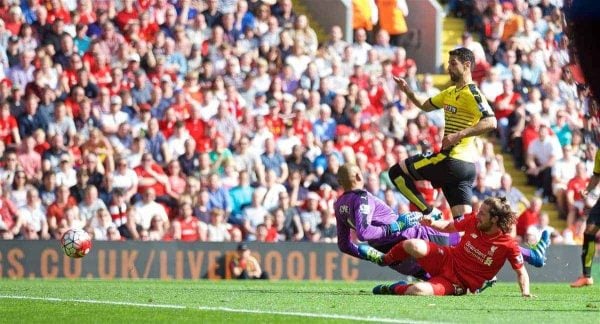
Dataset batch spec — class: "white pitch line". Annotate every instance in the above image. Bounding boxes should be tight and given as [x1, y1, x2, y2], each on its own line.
[195, 305, 424, 323]
[0, 295, 186, 309]
[0, 295, 436, 324]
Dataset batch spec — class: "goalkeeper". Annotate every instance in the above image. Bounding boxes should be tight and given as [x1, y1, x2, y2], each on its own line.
[335, 163, 550, 281]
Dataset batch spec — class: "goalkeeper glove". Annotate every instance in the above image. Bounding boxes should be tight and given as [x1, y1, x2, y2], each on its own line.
[358, 244, 384, 266]
[387, 211, 423, 234]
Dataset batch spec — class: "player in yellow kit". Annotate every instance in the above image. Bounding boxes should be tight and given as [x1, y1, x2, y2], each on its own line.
[570, 142, 600, 288]
[388, 47, 497, 220]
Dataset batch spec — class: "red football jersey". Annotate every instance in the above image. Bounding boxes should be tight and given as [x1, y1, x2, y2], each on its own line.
[179, 218, 200, 242]
[452, 216, 524, 292]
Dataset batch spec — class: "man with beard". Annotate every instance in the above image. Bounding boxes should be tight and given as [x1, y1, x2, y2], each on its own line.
[387, 48, 497, 223]
[334, 163, 549, 285]
[371, 196, 532, 297]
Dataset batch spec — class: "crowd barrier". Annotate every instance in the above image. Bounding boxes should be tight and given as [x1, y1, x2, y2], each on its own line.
[0, 241, 597, 282]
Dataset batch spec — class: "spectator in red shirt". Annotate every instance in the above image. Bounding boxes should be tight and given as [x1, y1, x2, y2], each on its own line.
[5, 6, 23, 36]
[172, 201, 207, 242]
[565, 162, 589, 227]
[494, 79, 522, 152]
[48, 0, 71, 23]
[166, 159, 186, 201]
[46, 184, 77, 237]
[134, 152, 168, 199]
[185, 106, 205, 143]
[0, 102, 20, 147]
[516, 196, 542, 239]
[115, 0, 138, 31]
[17, 136, 41, 182]
[391, 47, 415, 78]
[349, 64, 369, 90]
[0, 185, 21, 239]
[366, 75, 389, 116]
[139, 11, 159, 43]
[352, 123, 374, 157]
[170, 89, 192, 121]
[522, 113, 542, 154]
[415, 112, 439, 152]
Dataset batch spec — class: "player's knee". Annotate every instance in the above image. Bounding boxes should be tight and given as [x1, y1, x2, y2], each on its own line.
[403, 239, 424, 256]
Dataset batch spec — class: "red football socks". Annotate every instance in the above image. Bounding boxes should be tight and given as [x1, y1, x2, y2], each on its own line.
[392, 284, 410, 295]
[383, 242, 409, 264]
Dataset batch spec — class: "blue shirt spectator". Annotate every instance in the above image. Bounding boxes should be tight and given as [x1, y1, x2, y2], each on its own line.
[207, 173, 232, 214]
[260, 138, 287, 179]
[312, 105, 337, 143]
[228, 171, 255, 224]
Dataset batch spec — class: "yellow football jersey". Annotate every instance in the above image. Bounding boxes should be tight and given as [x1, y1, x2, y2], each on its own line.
[429, 83, 495, 163]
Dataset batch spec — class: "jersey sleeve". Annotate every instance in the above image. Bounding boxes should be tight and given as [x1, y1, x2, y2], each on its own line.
[507, 240, 525, 270]
[453, 214, 476, 232]
[594, 149, 600, 176]
[467, 84, 494, 118]
[336, 219, 361, 258]
[429, 87, 449, 109]
[352, 192, 392, 241]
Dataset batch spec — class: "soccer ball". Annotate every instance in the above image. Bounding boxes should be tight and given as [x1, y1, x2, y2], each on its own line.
[61, 229, 92, 258]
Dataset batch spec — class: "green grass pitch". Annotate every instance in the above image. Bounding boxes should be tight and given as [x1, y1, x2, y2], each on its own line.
[0, 279, 598, 323]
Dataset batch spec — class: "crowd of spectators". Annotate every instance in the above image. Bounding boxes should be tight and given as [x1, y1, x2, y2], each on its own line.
[0, 0, 594, 246]
[452, 0, 598, 245]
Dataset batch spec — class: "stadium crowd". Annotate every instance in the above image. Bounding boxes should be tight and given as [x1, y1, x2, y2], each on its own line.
[0, 0, 594, 246]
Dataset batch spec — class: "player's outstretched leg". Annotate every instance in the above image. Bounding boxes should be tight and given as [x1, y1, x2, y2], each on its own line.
[528, 230, 550, 268]
[358, 245, 384, 265]
[372, 280, 408, 295]
[389, 164, 433, 214]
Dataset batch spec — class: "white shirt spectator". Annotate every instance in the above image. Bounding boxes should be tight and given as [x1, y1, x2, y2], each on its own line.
[528, 134, 563, 166]
[200, 98, 220, 121]
[134, 200, 169, 230]
[286, 54, 311, 79]
[206, 223, 232, 242]
[19, 204, 46, 232]
[56, 167, 77, 188]
[242, 205, 269, 240]
[551, 153, 579, 192]
[48, 117, 76, 139]
[101, 111, 129, 132]
[112, 168, 139, 192]
[261, 183, 287, 211]
[167, 132, 191, 159]
[352, 42, 372, 66]
[480, 78, 503, 102]
[78, 199, 107, 222]
[276, 134, 302, 157]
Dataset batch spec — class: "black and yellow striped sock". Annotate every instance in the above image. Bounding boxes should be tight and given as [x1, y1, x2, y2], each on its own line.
[582, 233, 596, 278]
[389, 164, 431, 214]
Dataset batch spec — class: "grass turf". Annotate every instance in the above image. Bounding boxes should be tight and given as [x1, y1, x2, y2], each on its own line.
[0, 279, 599, 323]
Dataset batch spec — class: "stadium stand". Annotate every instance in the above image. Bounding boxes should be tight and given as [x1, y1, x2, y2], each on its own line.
[0, 0, 593, 248]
